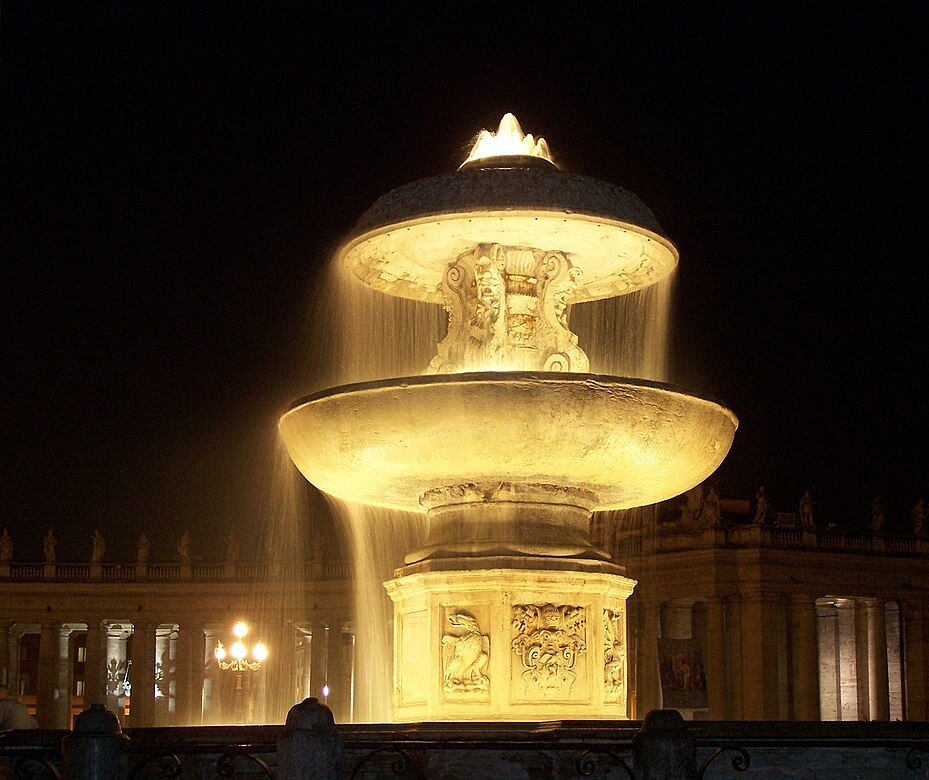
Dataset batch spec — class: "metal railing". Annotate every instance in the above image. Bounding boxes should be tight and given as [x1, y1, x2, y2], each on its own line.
[1, 718, 927, 779]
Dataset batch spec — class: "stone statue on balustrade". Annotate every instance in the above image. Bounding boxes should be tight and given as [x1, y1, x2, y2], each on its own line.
[913, 498, 927, 537]
[753, 486, 769, 525]
[43, 529, 57, 563]
[870, 497, 885, 534]
[91, 529, 106, 563]
[798, 490, 815, 530]
[224, 531, 239, 564]
[137, 532, 150, 563]
[177, 530, 191, 564]
[701, 485, 721, 527]
[678, 485, 703, 529]
[1, 528, 12, 562]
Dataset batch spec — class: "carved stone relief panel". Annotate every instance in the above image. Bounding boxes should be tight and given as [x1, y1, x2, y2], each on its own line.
[603, 608, 625, 703]
[511, 603, 587, 700]
[441, 608, 490, 700]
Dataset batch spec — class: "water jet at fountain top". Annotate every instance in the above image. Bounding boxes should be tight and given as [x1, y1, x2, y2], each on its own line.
[459, 112, 555, 170]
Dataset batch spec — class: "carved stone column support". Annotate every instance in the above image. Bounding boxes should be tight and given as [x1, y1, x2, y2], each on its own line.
[428, 243, 589, 374]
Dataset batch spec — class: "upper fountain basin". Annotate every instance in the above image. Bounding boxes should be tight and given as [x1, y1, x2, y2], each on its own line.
[279, 372, 737, 514]
[341, 167, 678, 304]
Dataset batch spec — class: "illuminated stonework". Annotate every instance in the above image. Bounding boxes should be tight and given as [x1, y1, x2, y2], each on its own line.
[428, 243, 587, 373]
[511, 603, 587, 697]
[385, 569, 636, 720]
[280, 115, 738, 722]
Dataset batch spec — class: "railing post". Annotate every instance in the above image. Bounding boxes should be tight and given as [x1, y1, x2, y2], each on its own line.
[633, 709, 697, 779]
[277, 697, 344, 779]
[61, 703, 128, 779]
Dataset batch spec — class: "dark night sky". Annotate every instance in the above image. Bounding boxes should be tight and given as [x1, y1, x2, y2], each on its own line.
[2, 5, 927, 563]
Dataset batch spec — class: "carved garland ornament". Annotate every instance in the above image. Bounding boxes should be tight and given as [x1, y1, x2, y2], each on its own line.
[603, 609, 625, 702]
[511, 603, 586, 695]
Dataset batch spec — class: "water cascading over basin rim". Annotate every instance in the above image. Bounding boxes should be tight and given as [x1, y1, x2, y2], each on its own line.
[278, 371, 738, 514]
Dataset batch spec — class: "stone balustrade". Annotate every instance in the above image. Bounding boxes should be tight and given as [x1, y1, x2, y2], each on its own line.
[0, 560, 352, 582]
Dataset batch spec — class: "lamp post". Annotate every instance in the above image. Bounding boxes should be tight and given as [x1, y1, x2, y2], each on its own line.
[213, 621, 267, 724]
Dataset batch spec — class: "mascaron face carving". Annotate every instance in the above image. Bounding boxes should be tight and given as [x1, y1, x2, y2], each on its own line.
[429, 243, 588, 374]
[511, 603, 586, 696]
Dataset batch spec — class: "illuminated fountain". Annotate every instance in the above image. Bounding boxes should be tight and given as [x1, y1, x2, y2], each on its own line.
[279, 115, 737, 721]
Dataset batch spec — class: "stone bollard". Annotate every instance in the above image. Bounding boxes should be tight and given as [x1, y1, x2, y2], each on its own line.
[61, 703, 129, 780]
[277, 697, 344, 779]
[632, 709, 697, 779]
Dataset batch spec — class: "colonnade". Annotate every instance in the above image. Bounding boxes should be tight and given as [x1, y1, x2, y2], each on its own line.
[0, 616, 355, 728]
[630, 593, 928, 721]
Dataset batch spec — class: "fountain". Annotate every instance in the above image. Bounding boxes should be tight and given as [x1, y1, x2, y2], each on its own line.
[279, 115, 737, 721]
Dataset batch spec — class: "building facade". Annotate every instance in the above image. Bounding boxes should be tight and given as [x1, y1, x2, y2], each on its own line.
[2, 503, 927, 727]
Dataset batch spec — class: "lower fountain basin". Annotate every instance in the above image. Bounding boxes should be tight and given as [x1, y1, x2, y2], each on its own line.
[279, 372, 737, 513]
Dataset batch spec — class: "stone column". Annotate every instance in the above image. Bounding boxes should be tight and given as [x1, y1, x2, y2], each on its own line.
[725, 596, 743, 720]
[175, 622, 204, 726]
[295, 627, 312, 703]
[705, 598, 728, 719]
[105, 624, 131, 715]
[201, 626, 220, 725]
[866, 599, 890, 721]
[836, 599, 859, 720]
[83, 619, 108, 707]
[0, 620, 10, 688]
[326, 621, 348, 723]
[310, 622, 329, 704]
[902, 601, 928, 720]
[789, 593, 820, 721]
[326, 619, 344, 722]
[636, 597, 662, 715]
[739, 594, 780, 719]
[266, 622, 297, 723]
[817, 600, 838, 720]
[153, 625, 177, 725]
[128, 623, 157, 727]
[36, 623, 55, 727]
[8, 624, 26, 698]
[855, 600, 872, 721]
[57, 626, 76, 727]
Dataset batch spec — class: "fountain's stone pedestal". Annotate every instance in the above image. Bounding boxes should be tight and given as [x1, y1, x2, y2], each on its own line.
[385, 564, 635, 721]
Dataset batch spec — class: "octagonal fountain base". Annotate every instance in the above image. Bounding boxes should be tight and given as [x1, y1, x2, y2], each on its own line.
[385, 564, 636, 722]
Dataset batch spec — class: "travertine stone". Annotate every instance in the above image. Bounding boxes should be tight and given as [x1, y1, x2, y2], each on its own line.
[385, 567, 635, 722]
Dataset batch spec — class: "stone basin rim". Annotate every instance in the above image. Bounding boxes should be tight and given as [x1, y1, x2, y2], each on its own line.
[284, 371, 737, 420]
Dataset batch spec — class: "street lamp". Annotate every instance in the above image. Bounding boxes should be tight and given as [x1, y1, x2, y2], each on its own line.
[214, 621, 267, 723]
